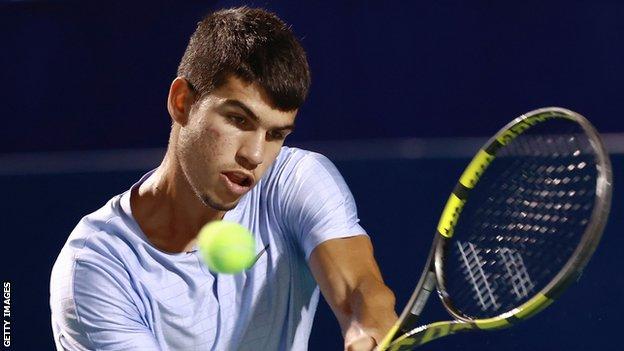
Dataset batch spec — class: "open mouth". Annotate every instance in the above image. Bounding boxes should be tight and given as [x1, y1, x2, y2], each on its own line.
[223, 172, 252, 187]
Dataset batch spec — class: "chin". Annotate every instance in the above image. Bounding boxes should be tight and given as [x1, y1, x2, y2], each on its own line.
[199, 194, 238, 211]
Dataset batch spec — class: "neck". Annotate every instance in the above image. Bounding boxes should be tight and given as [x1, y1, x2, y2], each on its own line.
[131, 143, 225, 253]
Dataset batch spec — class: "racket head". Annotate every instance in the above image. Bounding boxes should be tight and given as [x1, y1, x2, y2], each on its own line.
[434, 107, 612, 327]
[379, 107, 612, 351]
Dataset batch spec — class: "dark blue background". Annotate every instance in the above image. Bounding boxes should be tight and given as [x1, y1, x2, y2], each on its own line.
[2, 0, 624, 152]
[1, 0, 622, 350]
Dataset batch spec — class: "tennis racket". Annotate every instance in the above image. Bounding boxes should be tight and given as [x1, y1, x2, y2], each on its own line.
[377, 107, 612, 350]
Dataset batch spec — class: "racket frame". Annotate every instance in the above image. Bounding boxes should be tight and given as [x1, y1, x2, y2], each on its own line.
[377, 107, 613, 351]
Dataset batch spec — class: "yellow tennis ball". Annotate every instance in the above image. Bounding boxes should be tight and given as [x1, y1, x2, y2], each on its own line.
[197, 221, 256, 274]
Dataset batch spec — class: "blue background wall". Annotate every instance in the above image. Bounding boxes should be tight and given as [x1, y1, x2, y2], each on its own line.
[3, 0, 624, 152]
[1, 0, 623, 350]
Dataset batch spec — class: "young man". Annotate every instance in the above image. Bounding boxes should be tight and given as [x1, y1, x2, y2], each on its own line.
[50, 7, 397, 351]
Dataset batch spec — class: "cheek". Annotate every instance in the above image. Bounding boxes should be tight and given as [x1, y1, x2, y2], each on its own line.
[207, 127, 221, 139]
[204, 127, 235, 159]
[178, 125, 218, 166]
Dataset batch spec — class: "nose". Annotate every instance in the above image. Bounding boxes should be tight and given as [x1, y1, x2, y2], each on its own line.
[236, 132, 265, 169]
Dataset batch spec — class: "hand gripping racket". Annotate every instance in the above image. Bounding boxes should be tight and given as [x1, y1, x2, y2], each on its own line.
[377, 107, 613, 350]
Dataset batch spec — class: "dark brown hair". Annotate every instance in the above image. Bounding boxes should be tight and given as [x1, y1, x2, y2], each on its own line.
[177, 7, 311, 111]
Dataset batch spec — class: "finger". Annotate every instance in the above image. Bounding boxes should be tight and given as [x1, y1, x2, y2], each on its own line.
[345, 335, 376, 351]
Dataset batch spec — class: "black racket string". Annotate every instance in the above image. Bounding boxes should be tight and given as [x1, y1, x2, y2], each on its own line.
[442, 119, 598, 320]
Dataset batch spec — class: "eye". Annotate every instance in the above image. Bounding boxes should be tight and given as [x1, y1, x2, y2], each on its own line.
[228, 114, 246, 125]
[268, 130, 287, 141]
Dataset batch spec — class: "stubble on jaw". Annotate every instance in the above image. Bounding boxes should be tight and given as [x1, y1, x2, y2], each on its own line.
[199, 192, 238, 212]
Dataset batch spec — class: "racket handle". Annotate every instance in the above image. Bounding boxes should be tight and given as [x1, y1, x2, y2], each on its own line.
[400, 271, 436, 333]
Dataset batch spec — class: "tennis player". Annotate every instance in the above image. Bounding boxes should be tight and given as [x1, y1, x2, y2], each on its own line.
[50, 7, 397, 351]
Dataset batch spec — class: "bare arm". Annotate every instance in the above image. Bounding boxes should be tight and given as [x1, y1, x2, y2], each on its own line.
[309, 235, 398, 351]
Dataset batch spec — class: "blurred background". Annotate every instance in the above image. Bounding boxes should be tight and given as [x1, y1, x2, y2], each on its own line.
[1, 0, 622, 350]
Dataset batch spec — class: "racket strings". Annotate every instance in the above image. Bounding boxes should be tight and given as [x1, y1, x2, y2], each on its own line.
[443, 120, 598, 319]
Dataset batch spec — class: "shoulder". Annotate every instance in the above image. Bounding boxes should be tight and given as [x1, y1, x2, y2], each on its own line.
[264, 147, 355, 215]
[265, 146, 340, 185]
[50, 223, 154, 349]
[50, 200, 140, 337]
[51, 195, 136, 290]
[257, 146, 349, 208]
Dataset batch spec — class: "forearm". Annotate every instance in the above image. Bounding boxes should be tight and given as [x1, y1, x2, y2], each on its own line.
[308, 236, 398, 349]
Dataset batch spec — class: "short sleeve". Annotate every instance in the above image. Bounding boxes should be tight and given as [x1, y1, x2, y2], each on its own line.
[50, 255, 161, 351]
[281, 152, 367, 259]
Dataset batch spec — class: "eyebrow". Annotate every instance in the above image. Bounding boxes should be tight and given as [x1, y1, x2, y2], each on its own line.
[222, 99, 296, 131]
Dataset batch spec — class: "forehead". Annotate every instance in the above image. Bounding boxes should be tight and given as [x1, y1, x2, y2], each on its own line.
[198, 76, 297, 123]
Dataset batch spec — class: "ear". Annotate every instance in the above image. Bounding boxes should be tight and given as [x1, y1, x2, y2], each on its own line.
[167, 77, 196, 126]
